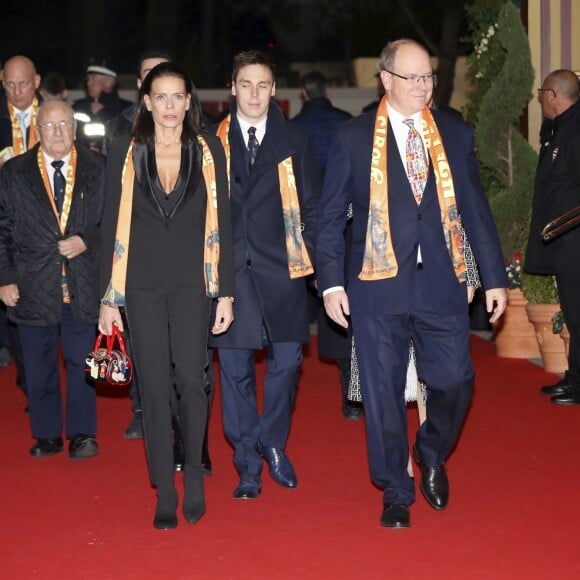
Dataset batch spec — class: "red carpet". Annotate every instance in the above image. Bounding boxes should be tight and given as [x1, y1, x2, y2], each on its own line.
[1, 335, 579, 579]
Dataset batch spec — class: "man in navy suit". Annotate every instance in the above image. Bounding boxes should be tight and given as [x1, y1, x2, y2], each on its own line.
[316, 39, 507, 528]
[211, 50, 320, 500]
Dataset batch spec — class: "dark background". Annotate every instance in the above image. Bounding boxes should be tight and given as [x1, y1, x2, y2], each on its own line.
[1, 0, 476, 92]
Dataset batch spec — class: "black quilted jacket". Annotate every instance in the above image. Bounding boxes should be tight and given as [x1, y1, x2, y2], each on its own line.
[0, 144, 105, 325]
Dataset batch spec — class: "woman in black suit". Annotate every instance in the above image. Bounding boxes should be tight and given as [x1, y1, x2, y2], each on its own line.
[98, 63, 234, 529]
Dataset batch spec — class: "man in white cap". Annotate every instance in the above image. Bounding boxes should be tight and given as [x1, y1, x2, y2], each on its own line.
[72, 61, 131, 152]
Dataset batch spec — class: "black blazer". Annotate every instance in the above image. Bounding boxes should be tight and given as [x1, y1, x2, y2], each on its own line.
[525, 101, 580, 276]
[99, 134, 234, 300]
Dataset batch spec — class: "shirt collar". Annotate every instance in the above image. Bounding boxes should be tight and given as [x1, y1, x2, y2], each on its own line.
[387, 103, 423, 128]
[236, 114, 267, 142]
[41, 149, 72, 167]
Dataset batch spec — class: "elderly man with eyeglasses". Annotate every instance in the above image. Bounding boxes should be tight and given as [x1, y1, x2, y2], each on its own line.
[317, 38, 507, 528]
[0, 100, 105, 459]
[526, 69, 580, 406]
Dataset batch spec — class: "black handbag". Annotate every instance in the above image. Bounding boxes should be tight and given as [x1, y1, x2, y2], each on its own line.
[85, 324, 133, 386]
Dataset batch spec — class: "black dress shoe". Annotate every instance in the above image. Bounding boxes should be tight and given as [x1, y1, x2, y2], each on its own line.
[541, 379, 575, 396]
[342, 399, 362, 421]
[413, 444, 448, 510]
[551, 390, 580, 405]
[68, 434, 99, 460]
[233, 474, 262, 499]
[257, 442, 298, 488]
[380, 503, 411, 528]
[123, 411, 143, 439]
[30, 437, 64, 457]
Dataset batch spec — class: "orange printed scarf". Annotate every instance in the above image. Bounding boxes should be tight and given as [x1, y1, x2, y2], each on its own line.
[217, 114, 313, 279]
[360, 96, 466, 283]
[102, 136, 221, 307]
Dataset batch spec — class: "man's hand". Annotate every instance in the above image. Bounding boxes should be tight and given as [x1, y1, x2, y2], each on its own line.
[467, 285, 475, 304]
[323, 289, 350, 328]
[211, 299, 234, 335]
[485, 287, 508, 324]
[98, 304, 123, 335]
[58, 235, 87, 260]
[0, 284, 19, 307]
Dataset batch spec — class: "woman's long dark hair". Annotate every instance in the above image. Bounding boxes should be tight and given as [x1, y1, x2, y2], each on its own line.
[132, 62, 203, 146]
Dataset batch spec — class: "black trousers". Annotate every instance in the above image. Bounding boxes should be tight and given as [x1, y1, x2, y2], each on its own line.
[126, 282, 211, 489]
[556, 271, 580, 386]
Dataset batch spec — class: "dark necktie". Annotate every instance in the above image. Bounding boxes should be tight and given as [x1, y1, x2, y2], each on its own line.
[247, 126, 259, 171]
[51, 160, 65, 214]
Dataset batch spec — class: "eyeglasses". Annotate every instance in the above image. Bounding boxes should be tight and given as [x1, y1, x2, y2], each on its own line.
[385, 70, 437, 85]
[37, 120, 74, 131]
[537, 88, 556, 100]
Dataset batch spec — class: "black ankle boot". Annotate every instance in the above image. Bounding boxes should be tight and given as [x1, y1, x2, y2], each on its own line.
[183, 466, 206, 525]
[153, 486, 178, 530]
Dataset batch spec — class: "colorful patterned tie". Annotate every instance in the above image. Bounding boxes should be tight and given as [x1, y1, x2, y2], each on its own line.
[52, 160, 65, 214]
[403, 118, 428, 205]
[17, 112, 29, 152]
[247, 126, 259, 171]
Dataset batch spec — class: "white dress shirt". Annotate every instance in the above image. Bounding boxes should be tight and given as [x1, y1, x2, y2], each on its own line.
[41, 150, 71, 198]
[236, 115, 267, 148]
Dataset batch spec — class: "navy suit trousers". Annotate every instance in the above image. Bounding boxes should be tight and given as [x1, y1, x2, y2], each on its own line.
[218, 341, 302, 477]
[18, 304, 97, 440]
[351, 270, 474, 505]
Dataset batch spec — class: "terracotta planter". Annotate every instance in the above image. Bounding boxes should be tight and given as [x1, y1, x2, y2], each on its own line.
[525, 303, 568, 373]
[560, 324, 570, 358]
[493, 289, 541, 358]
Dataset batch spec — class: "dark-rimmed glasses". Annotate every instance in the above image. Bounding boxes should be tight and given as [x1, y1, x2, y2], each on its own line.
[385, 70, 437, 85]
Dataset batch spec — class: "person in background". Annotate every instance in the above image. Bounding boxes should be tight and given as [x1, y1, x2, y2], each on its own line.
[99, 62, 234, 529]
[316, 39, 507, 528]
[212, 50, 320, 500]
[0, 100, 104, 460]
[292, 70, 358, 419]
[39, 72, 68, 102]
[73, 61, 131, 153]
[0, 55, 44, 397]
[526, 69, 580, 406]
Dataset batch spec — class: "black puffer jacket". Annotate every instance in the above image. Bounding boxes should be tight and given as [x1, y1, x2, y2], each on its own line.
[0, 144, 105, 325]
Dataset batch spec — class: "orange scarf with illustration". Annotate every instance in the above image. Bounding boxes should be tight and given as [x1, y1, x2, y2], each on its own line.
[37, 145, 78, 302]
[102, 136, 221, 307]
[217, 114, 313, 279]
[360, 96, 466, 283]
[8, 98, 40, 155]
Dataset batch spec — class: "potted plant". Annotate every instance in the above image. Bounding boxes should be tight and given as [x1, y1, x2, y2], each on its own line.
[552, 309, 570, 359]
[492, 251, 540, 358]
[522, 269, 567, 373]
[464, 0, 538, 260]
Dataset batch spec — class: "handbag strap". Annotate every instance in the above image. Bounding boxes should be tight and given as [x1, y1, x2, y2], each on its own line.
[110, 323, 128, 354]
[92, 332, 109, 353]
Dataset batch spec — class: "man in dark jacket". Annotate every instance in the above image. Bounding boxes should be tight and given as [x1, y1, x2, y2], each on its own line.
[292, 71, 360, 419]
[0, 100, 105, 458]
[73, 62, 132, 153]
[525, 69, 580, 405]
[211, 50, 320, 500]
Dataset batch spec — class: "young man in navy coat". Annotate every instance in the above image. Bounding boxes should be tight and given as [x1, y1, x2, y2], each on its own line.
[316, 39, 507, 528]
[211, 51, 320, 499]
